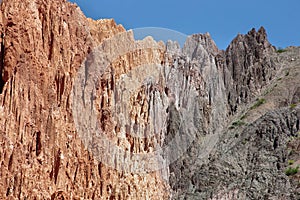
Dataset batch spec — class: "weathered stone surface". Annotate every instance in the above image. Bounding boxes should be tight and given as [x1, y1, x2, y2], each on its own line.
[0, 0, 169, 199]
[224, 27, 277, 114]
[0, 0, 299, 199]
[168, 32, 300, 199]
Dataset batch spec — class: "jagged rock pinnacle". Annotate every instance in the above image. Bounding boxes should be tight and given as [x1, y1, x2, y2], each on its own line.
[0, 0, 299, 199]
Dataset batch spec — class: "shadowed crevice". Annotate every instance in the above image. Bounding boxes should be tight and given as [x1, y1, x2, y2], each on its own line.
[0, 32, 5, 94]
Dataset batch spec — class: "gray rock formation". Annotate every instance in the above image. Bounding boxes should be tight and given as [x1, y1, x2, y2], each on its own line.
[0, 0, 299, 198]
[167, 28, 300, 199]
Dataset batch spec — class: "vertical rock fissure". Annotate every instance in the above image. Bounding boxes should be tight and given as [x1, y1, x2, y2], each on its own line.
[0, 32, 5, 94]
[53, 149, 61, 184]
[36, 131, 42, 156]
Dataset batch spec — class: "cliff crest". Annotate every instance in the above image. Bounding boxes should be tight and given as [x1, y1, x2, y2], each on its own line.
[0, 0, 299, 199]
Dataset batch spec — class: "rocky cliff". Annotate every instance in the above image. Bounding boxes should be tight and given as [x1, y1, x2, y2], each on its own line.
[0, 0, 299, 199]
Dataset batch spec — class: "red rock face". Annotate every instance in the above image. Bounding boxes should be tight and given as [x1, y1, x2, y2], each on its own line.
[2, 0, 298, 199]
[0, 0, 170, 199]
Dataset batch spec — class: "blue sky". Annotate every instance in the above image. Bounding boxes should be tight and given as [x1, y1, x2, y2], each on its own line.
[69, 0, 299, 50]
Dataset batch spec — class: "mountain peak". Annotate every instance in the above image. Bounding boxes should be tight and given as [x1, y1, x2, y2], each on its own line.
[0, 0, 299, 199]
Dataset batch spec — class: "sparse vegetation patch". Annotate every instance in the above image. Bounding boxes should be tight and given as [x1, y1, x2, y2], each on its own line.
[277, 47, 287, 53]
[285, 71, 290, 76]
[285, 166, 299, 176]
[288, 159, 295, 165]
[250, 98, 266, 109]
[229, 120, 246, 129]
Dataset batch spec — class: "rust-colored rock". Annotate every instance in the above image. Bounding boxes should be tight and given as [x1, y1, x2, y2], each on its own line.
[1, 0, 300, 199]
[0, 0, 169, 199]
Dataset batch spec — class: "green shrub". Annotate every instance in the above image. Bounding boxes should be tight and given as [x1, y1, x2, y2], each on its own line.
[285, 166, 299, 176]
[250, 98, 266, 109]
[285, 71, 290, 76]
[232, 120, 246, 126]
[288, 159, 295, 165]
[229, 119, 246, 129]
[240, 114, 246, 120]
[277, 47, 286, 53]
[290, 104, 297, 109]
